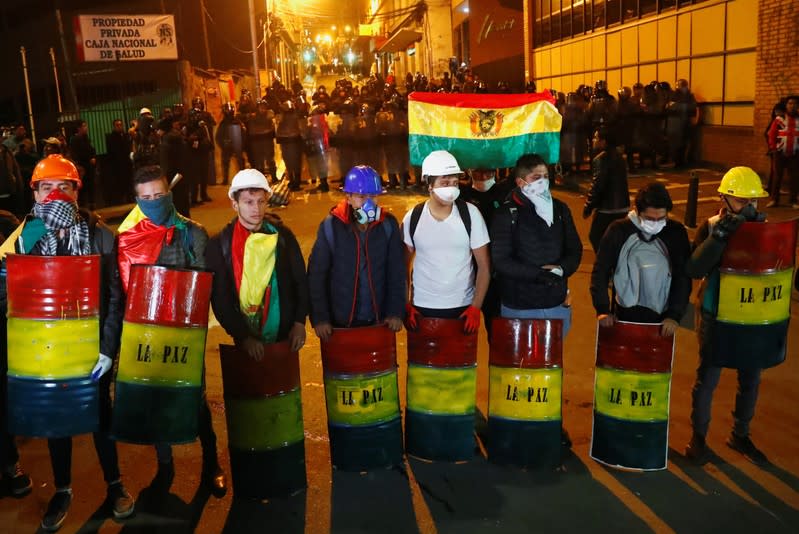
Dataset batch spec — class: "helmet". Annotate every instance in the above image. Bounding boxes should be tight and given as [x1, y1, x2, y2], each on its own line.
[139, 107, 152, 116]
[422, 150, 462, 178]
[222, 102, 235, 115]
[343, 166, 383, 195]
[717, 167, 768, 198]
[31, 154, 82, 189]
[192, 96, 204, 110]
[228, 169, 272, 199]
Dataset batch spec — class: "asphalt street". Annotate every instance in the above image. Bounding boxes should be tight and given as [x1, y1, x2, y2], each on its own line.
[1, 166, 798, 534]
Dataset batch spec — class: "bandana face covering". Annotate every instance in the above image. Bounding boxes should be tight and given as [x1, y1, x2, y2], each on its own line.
[521, 178, 553, 226]
[137, 192, 176, 226]
[473, 178, 495, 192]
[30, 189, 90, 255]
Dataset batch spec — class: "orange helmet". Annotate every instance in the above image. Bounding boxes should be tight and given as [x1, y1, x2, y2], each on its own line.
[30, 155, 82, 189]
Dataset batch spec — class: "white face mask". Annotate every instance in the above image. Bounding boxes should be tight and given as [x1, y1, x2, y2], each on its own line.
[639, 217, 667, 235]
[433, 186, 460, 204]
[521, 178, 550, 198]
[473, 178, 495, 193]
[521, 178, 554, 226]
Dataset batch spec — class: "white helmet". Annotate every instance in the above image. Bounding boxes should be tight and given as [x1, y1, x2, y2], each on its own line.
[422, 150, 463, 179]
[228, 169, 272, 199]
[139, 107, 152, 116]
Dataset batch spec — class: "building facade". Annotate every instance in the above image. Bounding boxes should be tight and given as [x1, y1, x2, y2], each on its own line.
[526, 0, 799, 173]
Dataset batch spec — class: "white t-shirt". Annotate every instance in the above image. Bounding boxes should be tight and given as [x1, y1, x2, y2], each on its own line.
[403, 201, 490, 309]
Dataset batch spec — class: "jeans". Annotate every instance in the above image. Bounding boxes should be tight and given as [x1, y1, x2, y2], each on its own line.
[154, 394, 218, 467]
[500, 303, 572, 336]
[48, 374, 120, 489]
[691, 314, 761, 437]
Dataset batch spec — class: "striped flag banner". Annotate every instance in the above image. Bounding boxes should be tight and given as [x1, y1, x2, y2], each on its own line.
[408, 92, 562, 169]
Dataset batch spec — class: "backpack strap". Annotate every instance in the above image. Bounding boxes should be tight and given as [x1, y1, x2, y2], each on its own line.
[409, 202, 425, 248]
[455, 199, 471, 240]
[323, 215, 335, 250]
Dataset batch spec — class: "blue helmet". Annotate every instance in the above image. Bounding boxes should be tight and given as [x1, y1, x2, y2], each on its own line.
[343, 166, 383, 195]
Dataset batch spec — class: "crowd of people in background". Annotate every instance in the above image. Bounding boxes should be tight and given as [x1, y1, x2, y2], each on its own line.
[1, 72, 796, 220]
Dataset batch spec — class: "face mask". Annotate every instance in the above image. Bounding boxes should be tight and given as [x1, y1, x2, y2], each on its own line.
[137, 192, 175, 226]
[739, 202, 762, 222]
[639, 217, 666, 235]
[472, 178, 495, 193]
[353, 197, 380, 224]
[433, 186, 460, 204]
[522, 178, 550, 199]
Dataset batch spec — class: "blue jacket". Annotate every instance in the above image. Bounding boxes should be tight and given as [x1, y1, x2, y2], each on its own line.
[308, 199, 406, 327]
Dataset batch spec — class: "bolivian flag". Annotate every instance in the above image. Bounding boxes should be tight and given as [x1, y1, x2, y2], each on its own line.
[408, 92, 562, 169]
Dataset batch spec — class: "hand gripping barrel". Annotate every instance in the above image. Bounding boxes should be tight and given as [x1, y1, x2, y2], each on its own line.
[321, 325, 402, 471]
[220, 341, 306, 498]
[405, 318, 478, 461]
[590, 321, 675, 471]
[111, 265, 213, 444]
[488, 318, 563, 468]
[6, 254, 101, 438]
[711, 220, 797, 369]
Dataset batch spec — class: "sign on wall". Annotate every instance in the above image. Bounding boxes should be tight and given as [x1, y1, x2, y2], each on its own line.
[73, 14, 178, 62]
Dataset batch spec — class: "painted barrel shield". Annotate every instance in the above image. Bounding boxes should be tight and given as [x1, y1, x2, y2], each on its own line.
[713, 219, 797, 369]
[407, 317, 477, 367]
[320, 325, 396, 375]
[7, 376, 98, 438]
[112, 265, 212, 444]
[220, 342, 301, 397]
[487, 318, 563, 468]
[489, 318, 563, 368]
[5, 255, 101, 437]
[219, 343, 306, 496]
[125, 264, 213, 327]
[5, 254, 100, 319]
[591, 321, 675, 471]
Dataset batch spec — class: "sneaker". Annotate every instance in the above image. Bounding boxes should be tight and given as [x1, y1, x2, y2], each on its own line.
[106, 482, 135, 519]
[685, 432, 710, 465]
[765, 200, 777, 208]
[202, 463, 228, 498]
[727, 433, 769, 466]
[41, 489, 72, 532]
[4, 463, 32, 497]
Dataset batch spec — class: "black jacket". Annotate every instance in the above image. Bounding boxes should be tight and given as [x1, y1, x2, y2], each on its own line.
[491, 191, 583, 309]
[460, 179, 515, 231]
[590, 218, 692, 322]
[584, 150, 630, 216]
[307, 200, 406, 327]
[206, 216, 309, 344]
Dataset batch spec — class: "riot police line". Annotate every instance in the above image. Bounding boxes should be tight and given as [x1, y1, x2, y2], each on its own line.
[0, 138, 795, 530]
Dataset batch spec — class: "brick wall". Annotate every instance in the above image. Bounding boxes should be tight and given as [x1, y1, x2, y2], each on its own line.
[698, 126, 767, 173]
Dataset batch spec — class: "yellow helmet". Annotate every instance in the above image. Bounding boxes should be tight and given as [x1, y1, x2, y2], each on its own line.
[717, 166, 768, 198]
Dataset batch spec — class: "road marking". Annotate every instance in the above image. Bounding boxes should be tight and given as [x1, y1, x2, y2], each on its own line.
[665, 180, 722, 190]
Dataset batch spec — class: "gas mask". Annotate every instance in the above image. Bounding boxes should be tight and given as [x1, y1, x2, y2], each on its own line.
[353, 197, 380, 224]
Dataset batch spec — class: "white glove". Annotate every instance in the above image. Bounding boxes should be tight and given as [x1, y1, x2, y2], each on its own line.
[91, 354, 113, 381]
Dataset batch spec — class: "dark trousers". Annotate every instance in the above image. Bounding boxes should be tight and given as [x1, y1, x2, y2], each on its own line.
[154, 394, 218, 466]
[690, 315, 762, 438]
[221, 148, 244, 185]
[47, 374, 120, 488]
[769, 152, 799, 205]
[249, 138, 277, 180]
[589, 211, 628, 253]
[0, 376, 19, 470]
[279, 141, 303, 188]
